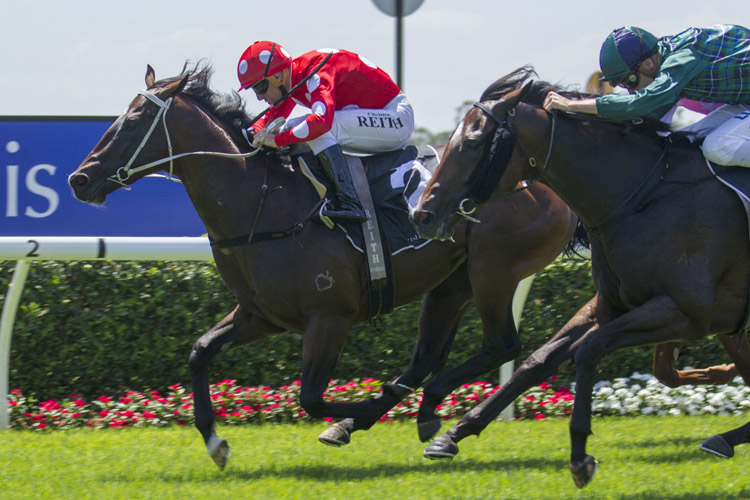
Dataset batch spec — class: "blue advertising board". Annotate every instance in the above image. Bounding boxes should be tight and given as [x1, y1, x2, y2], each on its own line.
[0, 117, 205, 236]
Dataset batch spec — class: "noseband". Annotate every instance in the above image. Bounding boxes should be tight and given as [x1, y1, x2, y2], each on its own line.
[456, 101, 556, 220]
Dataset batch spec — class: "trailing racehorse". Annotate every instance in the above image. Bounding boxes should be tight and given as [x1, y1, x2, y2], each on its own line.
[67, 63, 581, 470]
[411, 66, 750, 488]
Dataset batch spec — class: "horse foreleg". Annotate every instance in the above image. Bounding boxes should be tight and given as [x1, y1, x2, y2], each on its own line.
[298, 314, 415, 446]
[701, 420, 750, 459]
[316, 380, 413, 447]
[716, 332, 750, 385]
[188, 305, 279, 469]
[653, 341, 738, 387]
[423, 295, 599, 460]
[298, 314, 362, 446]
[698, 333, 750, 459]
[418, 283, 518, 443]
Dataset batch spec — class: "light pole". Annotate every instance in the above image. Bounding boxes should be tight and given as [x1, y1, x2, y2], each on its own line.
[371, 0, 425, 89]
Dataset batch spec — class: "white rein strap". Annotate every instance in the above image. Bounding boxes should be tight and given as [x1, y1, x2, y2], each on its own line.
[109, 90, 261, 188]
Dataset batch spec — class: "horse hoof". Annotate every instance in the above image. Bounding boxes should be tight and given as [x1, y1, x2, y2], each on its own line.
[700, 434, 734, 459]
[318, 421, 351, 447]
[207, 436, 230, 470]
[418, 418, 442, 443]
[569, 455, 598, 488]
[423, 434, 459, 460]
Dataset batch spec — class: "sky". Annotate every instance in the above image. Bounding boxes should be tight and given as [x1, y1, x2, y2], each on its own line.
[2, 1, 749, 133]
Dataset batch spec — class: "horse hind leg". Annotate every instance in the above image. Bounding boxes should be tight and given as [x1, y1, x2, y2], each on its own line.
[188, 305, 280, 469]
[700, 421, 750, 459]
[652, 341, 738, 388]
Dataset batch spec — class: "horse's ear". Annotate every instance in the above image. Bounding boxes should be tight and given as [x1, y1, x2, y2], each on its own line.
[491, 80, 534, 115]
[519, 80, 534, 101]
[145, 65, 156, 87]
[160, 74, 189, 100]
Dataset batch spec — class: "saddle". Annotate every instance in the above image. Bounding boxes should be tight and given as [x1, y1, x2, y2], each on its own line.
[294, 144, 440, 251]
[293, 144, 441, 321]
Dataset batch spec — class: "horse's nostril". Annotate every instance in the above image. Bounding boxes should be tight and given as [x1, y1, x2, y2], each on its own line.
[69, 173, 89, 188]
[417, 211, 434, 226]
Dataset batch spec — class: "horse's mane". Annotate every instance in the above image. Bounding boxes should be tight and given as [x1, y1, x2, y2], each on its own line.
[154, 60, 291, 164]
[153, 60, 254, 133]
[481, 65, 673, 136]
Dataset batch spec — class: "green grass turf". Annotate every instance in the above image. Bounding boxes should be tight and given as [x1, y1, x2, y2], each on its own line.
[1, 415, 748, 499]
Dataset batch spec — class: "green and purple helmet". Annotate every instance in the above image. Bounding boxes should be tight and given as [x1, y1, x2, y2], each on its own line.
[599, 27, 658, 82]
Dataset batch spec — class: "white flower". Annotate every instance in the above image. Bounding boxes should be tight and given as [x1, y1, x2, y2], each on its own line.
[522, 371, 750, 419]
[597, 387, 614, 397]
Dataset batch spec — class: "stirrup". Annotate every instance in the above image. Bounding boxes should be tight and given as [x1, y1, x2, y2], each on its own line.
[321, 207, 367, 223]
[317, 201, 335, 229]
[321, 197, 367, 223]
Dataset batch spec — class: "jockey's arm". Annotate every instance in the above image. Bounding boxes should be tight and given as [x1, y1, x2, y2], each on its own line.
[543, 92, 598, 115]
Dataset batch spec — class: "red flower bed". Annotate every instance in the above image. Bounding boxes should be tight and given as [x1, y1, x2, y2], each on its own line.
[7, 377, 574, 430]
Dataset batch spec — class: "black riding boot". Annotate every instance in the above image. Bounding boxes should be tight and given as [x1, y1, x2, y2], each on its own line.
[317, 145, 367, 223]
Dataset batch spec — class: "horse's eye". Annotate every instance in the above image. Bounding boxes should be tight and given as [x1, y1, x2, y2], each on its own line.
[464, 138, 481, 151]
[124, 118, 138, 131]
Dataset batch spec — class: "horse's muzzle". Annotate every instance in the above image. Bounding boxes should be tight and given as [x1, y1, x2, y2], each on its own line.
[68, 171, 106, 204]
[410, 208, 455, 241]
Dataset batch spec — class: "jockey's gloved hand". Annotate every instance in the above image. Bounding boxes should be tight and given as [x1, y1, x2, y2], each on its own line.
[252, 131, 278, 149]
[251, 118, 285, 149]
[241, 127, 255, 147]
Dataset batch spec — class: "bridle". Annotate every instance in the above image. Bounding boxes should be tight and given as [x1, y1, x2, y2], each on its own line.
[466, 98, 675, 231]
[109, 89, 261, 188]
[108, 88, 319, 250]
[455, 100, 557, 221]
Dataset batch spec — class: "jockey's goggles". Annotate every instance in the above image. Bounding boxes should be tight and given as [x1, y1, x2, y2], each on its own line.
[613, 64, 640, 92]
[251, 78, 271, 95]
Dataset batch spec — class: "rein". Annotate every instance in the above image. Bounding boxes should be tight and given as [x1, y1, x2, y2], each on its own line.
[585, 138, 671, 230]
[112, 89, 317, 250]
[473, 101, 557, 177]
[471, 100, 677, 231]
[109, 90, 262, 188]
[247, 52, 334, 127]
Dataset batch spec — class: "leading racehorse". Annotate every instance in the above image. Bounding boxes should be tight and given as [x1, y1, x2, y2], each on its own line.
[411, 66, 750, 488]
[67, 63, 580, 470]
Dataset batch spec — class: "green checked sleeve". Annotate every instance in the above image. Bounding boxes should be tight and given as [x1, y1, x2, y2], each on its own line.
[595, 48, 705, 121]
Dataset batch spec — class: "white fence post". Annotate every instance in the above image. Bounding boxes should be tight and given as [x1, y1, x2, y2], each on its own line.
[1, 260, 30, 430]
[498, 273, 537, 421]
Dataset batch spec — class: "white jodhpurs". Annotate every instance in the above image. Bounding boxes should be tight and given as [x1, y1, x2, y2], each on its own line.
[282, 94, 414, 155]
[680, 104, 750, 167]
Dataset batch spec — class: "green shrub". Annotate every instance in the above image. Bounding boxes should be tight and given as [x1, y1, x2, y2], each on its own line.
[0, 257, 730, 400]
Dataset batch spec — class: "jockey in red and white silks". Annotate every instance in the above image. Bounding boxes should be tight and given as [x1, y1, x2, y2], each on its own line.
[237, 42, 415, 223]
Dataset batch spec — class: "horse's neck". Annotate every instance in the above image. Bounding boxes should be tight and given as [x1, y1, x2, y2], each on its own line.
[523, 109, 670, 228]
[168, 106, 309, 241]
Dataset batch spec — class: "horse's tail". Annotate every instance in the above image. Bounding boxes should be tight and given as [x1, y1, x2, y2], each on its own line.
[563, 218, 590, 259]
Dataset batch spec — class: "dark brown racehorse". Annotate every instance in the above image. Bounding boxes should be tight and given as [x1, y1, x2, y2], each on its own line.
[67, 63, 581, 470]
[411, 66, 750, 488]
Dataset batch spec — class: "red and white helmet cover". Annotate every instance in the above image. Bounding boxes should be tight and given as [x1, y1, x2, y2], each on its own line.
[237, 41, 292, 91]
